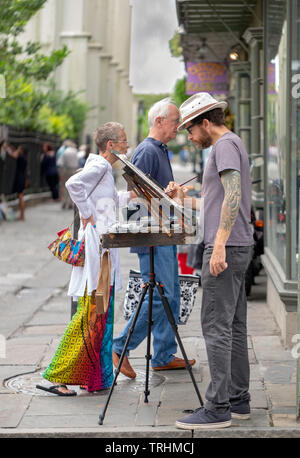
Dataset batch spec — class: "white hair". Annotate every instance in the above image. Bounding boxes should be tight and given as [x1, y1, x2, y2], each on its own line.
[148, 97, 177, 128]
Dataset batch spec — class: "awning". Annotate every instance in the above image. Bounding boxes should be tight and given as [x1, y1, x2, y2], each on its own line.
[176, 0, 260, 62]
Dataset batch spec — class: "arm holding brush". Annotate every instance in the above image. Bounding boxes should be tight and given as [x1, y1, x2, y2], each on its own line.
[165, 181, 199, 209]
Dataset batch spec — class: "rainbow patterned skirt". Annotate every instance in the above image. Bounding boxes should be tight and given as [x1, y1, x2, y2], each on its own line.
[42, 285, 114, 392]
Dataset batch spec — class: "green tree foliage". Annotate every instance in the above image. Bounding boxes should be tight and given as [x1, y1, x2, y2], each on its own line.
[173, 76, 189, 107]
[0, 0, 89, 139]
[169, 31, 183, 58]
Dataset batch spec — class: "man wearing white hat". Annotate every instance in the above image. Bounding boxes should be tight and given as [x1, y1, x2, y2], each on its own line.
[169, 92, 253, 430]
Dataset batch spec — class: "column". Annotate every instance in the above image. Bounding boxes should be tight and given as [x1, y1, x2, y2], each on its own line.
[58, 0, 91, 95]
[243, 27, 264, 208]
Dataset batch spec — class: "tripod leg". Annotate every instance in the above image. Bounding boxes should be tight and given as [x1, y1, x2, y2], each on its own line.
[144, 277, 154, 403]
[144, 247, 155, 403]
[98, 283, 149, 425]
[156, 282, 204, 407]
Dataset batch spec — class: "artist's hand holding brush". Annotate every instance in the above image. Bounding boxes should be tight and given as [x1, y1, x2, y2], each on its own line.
[166, 181, 199, 210]
[165, 182, 191, 204]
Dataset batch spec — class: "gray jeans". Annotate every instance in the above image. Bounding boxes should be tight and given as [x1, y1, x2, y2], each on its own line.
[201, 245, 253, 413]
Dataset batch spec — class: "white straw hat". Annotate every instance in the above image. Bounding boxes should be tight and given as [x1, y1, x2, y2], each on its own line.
[178, 92, 227, 131]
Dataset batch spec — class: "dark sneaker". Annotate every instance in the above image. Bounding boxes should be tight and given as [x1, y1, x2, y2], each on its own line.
[175, 407, 231, 430]
[230, 400, 251, 420]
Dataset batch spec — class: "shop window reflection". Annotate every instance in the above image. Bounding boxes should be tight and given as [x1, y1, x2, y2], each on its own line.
[266, 9, 287, 272]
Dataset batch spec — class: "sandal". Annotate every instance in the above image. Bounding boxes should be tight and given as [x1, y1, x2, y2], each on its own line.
[36, 383, 77, 396]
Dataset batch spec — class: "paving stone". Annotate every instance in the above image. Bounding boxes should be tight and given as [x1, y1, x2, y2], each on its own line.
[160, 382, 204, 412]
[25, 259, 70, 289]
[232, 409, 271, 427]
[161, 367, 202, 384]
[0, 394, 31, 428]
[259, 361, 296, 384]
[266, 383, 296, 408]
[156, 406, 190, 427]
[252, 336, 294, 362]
[0, 338, 48, 366]
[250, 364, 264, 381]
[272, 414, 299, 428]
[21, 325, 67, 337]
[249, 389, 269, 409]
[27, 310, 70, 327]
[136, 400, 158, 426]
[19, 414, 107, 429]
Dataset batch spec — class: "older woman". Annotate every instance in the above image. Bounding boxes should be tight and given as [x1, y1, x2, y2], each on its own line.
[37, 122, 132, 395]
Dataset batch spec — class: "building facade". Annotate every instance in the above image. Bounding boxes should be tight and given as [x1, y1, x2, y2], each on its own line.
[176, 0, 299, 348]
[19, 0, 137, 148]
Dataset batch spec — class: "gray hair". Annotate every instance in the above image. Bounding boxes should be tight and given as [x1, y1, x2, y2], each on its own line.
[148, 97, 177, 128]
[93, 122, 124, 152]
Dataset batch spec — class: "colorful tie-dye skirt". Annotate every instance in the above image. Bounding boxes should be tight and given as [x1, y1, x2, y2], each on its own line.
[42, 285, 114, 392]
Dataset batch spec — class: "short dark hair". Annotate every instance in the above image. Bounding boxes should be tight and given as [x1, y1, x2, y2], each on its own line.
[43, 142, 53, 152]
[192, 107, 226, 127]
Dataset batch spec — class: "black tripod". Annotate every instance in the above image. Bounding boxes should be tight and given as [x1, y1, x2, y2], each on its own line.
[98, 246, 203, 425]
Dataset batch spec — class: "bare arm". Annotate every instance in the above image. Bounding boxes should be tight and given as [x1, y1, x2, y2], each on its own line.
[210, 169, 241, 276]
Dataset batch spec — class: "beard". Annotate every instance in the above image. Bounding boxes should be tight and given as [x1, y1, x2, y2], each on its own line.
[197, 128, 212, 149]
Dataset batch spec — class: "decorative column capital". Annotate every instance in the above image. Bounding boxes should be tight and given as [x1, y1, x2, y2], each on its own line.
[243, 27, 263, 46]
[229, 61, 251, 74]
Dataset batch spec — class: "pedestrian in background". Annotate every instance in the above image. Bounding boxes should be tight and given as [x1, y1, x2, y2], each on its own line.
[40, 142, 59, 201]
[57, 141, 79, 209]
[78, 144, 91, 168]
[7, 144, 28, 221]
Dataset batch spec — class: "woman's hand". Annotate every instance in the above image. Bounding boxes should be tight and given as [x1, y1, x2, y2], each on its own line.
[81, 215, 95, 230]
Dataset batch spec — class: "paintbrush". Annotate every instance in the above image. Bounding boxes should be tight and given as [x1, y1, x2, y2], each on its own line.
[165, 175, 198, 196]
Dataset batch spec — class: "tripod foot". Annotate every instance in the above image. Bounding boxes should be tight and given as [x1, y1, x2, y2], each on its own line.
[144, 390, 150, 403]
[98, 415, 104, 425]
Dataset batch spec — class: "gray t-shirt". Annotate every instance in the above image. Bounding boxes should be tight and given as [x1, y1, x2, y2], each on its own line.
[202, 131, 253, 247]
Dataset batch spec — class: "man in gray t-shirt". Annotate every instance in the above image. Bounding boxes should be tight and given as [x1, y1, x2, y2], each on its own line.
[168, 93, 253, 430]
[202, 130, 253, 247]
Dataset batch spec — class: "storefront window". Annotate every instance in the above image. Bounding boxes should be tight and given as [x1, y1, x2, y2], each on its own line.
[266, 0, 287, 272]
[291, 0, 300, 280]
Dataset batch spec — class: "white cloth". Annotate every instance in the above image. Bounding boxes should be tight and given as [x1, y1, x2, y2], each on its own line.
[66, 153, 130, 299]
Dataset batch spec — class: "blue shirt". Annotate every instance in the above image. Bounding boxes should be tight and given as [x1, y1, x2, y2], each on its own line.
[130, 137, 174, 254]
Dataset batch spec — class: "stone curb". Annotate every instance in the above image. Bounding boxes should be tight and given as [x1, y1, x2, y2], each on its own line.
[1, 427, 300, 438]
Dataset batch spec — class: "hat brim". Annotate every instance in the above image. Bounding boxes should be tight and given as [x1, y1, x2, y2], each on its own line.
[178, 101, 228, 131]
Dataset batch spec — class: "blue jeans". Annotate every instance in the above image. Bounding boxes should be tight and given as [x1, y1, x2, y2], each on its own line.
[113, 245, 180, 367]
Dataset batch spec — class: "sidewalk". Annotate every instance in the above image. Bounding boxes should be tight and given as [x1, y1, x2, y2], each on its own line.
[0, 199, 299, 438]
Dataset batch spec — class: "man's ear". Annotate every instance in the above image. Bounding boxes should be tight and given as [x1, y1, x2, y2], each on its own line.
[202, 118, 209, 129]
[155, 116, 163, 127]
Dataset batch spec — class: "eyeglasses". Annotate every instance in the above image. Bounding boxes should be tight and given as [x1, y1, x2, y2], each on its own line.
[110, 139, 129, 145]
[186, 121, 198, 134]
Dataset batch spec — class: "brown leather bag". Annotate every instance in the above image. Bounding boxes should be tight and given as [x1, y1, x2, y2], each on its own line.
[91, 250, 111, 314]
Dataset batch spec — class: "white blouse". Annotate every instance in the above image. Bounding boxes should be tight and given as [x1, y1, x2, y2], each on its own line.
[65, 153, 130, 299]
